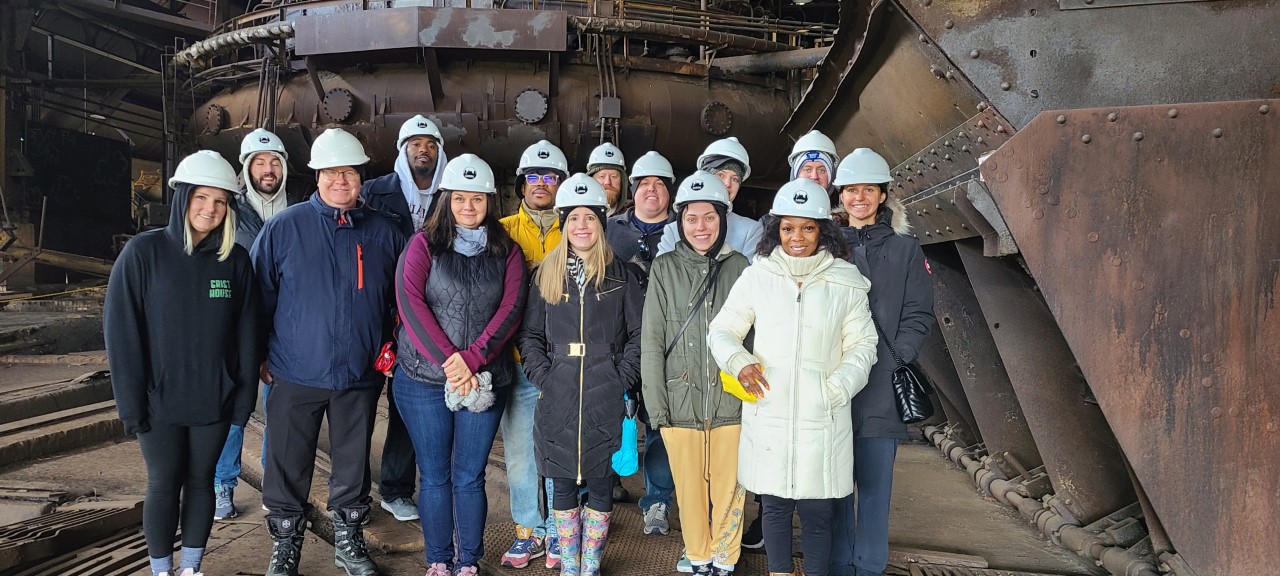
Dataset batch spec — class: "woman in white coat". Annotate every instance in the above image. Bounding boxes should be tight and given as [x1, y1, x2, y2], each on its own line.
[707, 178, 879, 576]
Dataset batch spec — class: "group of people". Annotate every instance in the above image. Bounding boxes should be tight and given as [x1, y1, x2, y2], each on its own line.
[104, 115, 935, 576]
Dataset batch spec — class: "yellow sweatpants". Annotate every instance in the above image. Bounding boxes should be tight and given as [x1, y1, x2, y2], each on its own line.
[661, 425, 746, 566]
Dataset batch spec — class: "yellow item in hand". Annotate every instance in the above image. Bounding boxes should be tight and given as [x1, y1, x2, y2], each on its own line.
[720, 370, 758, 403]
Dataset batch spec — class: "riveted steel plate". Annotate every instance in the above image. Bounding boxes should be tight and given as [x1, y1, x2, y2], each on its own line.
[910, 566, 1074, 576]
[981, 99, 1280, 576]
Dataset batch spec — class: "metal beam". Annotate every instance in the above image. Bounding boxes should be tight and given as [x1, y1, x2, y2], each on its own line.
[30, 26, 160, 75]
[60, 0, 211, 37]
[712, 47, 831, 74]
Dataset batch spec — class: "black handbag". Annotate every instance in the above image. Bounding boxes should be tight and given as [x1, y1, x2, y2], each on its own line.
[870, 314, 935, 424]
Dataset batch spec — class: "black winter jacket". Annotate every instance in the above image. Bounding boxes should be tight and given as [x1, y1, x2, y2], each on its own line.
[604, 208, 672, 276]
[521, 258, 644, 481]
[104, 183, 262, 434]
[361, 172, 432, 239]
[842, 201, 936, 439]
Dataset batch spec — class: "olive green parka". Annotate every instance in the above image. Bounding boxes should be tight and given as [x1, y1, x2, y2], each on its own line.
[640, 241, 751, 430]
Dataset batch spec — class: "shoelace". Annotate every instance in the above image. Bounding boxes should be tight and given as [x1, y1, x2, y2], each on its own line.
[338, 527, 370, 557]
[270, 542, 299, 569]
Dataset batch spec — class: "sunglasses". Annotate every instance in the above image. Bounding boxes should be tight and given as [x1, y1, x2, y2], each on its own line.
[525, 173, 560, 185]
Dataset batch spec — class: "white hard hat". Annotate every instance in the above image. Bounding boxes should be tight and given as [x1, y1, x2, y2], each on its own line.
[169, 150, 239, 191]
[697, 137, 752, 181]
[788, 130, 839, 168]
[555, 173, 609, 211]
[398, 114, 443, 148]
[629, 151, 675, 185]
[587, 142, 625, 170]
[674, 171, 731, 210]
[517, 140, 570, 175]
[239, 128, 288, 164]
[308, 128, 370, 170]
[833, 148, 893, 187]
[770, 178, 831, 220]
[439, 154, 496, 194]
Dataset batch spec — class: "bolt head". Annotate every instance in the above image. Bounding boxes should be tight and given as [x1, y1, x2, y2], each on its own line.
[1107, 112, 1118, 122]
[970, 49, 980, 59]
[1000, 81, 1011, 91]
[944, 19, 954, 29]
[1056, 115, 1067, 125]
[1081, 134, 1092, 143]
[1261, 105, 1271, 115]
[1167, 108, 1179, 118]
[1133, 132, 1144, 141]
[1213, 128, 1224, 138]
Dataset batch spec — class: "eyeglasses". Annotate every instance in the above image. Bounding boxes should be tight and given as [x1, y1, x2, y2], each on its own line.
[525, 173, 560, 185]
[319, 169, 360, 181]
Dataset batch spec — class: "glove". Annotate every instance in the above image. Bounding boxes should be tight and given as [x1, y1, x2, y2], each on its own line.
[445, 371, 496, 413]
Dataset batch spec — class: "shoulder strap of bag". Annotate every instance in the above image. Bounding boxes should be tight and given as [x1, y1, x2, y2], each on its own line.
[664, 258, 725, 359]
[869, 313, 906, 368]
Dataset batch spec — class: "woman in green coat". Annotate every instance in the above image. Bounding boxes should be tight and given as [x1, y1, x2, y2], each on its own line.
[641, 172, 752, 576]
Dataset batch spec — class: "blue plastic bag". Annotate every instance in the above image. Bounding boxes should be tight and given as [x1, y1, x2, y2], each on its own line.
[612, 416, 639, 476]
[612, 392, 639, 476]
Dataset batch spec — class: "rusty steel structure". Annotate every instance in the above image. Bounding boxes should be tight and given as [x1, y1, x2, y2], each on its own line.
[170, 1, 1279, 575]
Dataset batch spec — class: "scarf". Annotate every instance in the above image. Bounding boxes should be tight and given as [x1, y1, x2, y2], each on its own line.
[523, 201, 558, 236]
[453, 225, 488, 257]
[394, 142, 448, 232]
[567, 252, 587, 289]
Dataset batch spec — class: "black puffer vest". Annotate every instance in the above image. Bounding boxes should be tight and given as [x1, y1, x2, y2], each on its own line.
[397, 249, 515, 387]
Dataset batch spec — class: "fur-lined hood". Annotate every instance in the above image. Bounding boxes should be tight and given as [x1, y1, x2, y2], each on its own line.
[883, 194, 912, 235]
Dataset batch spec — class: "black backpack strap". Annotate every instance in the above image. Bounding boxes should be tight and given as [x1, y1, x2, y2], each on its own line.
[664, 258, 724, 359]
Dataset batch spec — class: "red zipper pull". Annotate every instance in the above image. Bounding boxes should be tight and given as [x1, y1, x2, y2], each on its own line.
[356, 243, 364, 290]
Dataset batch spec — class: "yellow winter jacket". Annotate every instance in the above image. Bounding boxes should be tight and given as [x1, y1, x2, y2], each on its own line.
[500, 204, 561, 269]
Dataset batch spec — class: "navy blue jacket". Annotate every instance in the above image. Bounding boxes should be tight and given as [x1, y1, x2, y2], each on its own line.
[251, 193, 407, 390]
[361, 172, 434, 239]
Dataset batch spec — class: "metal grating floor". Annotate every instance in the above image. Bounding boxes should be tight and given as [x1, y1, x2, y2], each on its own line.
[479, 503, 773, 576]
[909, 566, 1076, 576]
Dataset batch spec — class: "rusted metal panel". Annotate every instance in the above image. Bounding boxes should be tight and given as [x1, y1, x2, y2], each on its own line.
[955, 239, 1136, 524]
[981, 99, 1279, 576]
[900, 0, 1280, 129]
[1058, 0, 1220, 10]
[891, 106, 1015, 200]
[915, 328, 984, 446]
[924, 243, 1043, 475]
[294, 7, 568, 54]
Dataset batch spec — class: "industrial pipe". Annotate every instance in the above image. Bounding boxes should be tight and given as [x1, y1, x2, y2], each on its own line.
[712, 46, 830, 73]
[173, 21, 295, 68]
[923, 426, 1162, 576]
[568, 16, 796, 53]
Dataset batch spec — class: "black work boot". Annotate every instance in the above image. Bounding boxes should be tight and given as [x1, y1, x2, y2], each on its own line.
[332, 508, 378, 576]
[265, 515, 307, 576]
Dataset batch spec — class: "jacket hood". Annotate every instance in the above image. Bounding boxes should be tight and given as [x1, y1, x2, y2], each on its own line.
[589, 164, 630, 214]
[240, 150, 289, 198]
[883, 194, 911, 235]
[757, 247, 871, 291]
[393, 142, 447, 200]
[165, 182, 238, 250]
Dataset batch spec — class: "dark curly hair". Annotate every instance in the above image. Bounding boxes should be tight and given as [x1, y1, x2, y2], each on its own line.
[755, 214, 850, 260]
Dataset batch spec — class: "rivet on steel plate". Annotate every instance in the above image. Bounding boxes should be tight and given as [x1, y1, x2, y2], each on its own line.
[922, 0, 931, 5]
[1056, 115, 1066, 125]
[916, 211, 923, 216]
[930, 163, 938, 169]
[977, 136, 986, 144]
[1179, 329, 1191, 338]
[916, 169, 924, 175]
[1268, 421, 1278, 433]
[1202, 353, 1213, 363]
[1088, 232, 1099, 243]
[1133, 132, 1144, 141]
[1067, 208, 1078, 218]
[935, 203, 941, 210]
[1081, 134, 1092, 144]
[924, 230, 932, 236]
[977, 120, 987, 129]
[1211, 407, 1222, 418]
[961, 223, 969, 229]
[935, 229, 942, 235]
[977, 102, 988, 111]
[1107, 112, 1118, 122]
[945, 226, 952, 232]
[1167, 108, 1178, 118]
[1261, 105, 1271, 115]
[1111, 256, 1122, 267]
[1201, 377, 1214, 388]
[970, 49, 980, 59]
[945, 70, 955, 80]
[944, 19, 954, 29]
[1132, 280, 1144, 290]
[1212, 128, 1224, 138]
[1033, 209, 1044, 220]
[944, 154, 952, 161]
[996, 125, 1007, 133]
[1037, 185, 1048, 195]
[944, 140, 952, 147]
[931, 66, 945, 79]
[1085, 0, 1094, 4]
[958, 131, 968, 139]
[919, 34, 929, 43]
[1000, 82, 1011, 91]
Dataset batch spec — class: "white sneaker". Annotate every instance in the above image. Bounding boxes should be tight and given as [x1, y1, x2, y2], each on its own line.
[178, 569, 204, 576]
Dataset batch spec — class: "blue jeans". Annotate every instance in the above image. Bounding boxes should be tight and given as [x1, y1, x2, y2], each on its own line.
[829, 437, 899, 576]
[214, 382, 271, 487]
[500, 365, 555, 539]
[638, 421, 674, 510]
[394, 368, 506, 567]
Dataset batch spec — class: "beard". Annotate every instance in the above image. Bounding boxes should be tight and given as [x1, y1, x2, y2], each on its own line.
[411, 157, 438, 180]
[253, 175, 281, 195]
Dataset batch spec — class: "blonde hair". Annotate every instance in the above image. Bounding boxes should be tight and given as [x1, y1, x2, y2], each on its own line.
[183, 189, 238, 262]
[535, 222, 614, 303]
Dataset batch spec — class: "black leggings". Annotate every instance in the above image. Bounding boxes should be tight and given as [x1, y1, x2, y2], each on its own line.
[137, 420, 231, 558]
[550, 477, 615, 512]
[760, 494, 836, 576]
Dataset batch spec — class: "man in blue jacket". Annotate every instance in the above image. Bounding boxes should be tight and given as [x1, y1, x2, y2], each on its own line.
[252, 128, 406, 576]
[357, 114, 447, 522]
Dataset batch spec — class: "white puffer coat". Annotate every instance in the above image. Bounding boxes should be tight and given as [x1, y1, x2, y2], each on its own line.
[707, 247, 878, 500]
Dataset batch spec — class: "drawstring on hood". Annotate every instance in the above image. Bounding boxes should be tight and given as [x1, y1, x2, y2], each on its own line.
[394, 140, 448, 231]
[240, 151, 289, 222]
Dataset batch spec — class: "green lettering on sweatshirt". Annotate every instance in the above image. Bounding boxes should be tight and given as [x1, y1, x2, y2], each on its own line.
[209, 279, 232, 299]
